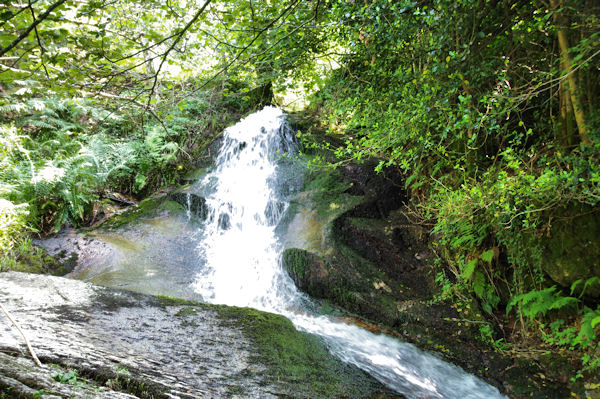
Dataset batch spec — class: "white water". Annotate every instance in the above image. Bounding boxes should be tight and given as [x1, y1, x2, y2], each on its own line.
[193, 107, 506, 399]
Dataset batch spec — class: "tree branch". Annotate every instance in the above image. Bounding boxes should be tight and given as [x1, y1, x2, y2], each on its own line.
[0, 302, 43, 368]
[27, 0, 49, 78]
[145, 0, 212, 110]
[0, 0, 42, 29]
[188, 0, 301, 97]
[94, 91, 169, 134]
[0, 0, 68, 58]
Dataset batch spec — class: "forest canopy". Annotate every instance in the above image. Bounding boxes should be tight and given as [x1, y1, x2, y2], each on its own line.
[1, 0, 599, 381]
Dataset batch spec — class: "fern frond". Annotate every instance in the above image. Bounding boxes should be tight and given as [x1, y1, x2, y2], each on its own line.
[0, 103, 28, 114]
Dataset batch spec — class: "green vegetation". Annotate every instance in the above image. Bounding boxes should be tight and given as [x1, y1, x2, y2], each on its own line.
[52, 369, 85, 387]
[1, 0, 598, 387]
[301, 0, 600, 380]
[0, 0, 305, 267]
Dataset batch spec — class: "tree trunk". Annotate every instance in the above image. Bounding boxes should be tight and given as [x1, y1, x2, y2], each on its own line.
[550, 0, 590, 146]
[558, 60, 576, 146]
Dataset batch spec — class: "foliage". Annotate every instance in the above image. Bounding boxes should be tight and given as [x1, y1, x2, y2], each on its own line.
[51, 369, 85, 387]
[301, 0, 600, 377]
[0, 0, 326, 249]
[1, 0, 598, 383]
[0, 198, 29, 256]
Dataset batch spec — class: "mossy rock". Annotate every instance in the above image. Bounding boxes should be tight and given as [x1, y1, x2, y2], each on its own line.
[0, 273, 399, 399]
[542, 205, 600, 298]
[1, 244, 76, 276]
[101, 197, 186, 229]
[281, 162, 580, 398]
[167, 192, 208, 219]
[159, 296, 399, 398]
[281, 247, 404, 327]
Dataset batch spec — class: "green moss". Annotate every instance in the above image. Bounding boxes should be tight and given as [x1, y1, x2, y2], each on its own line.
[0, 241, 75, 276]
[281, 248, 309, 281]
[155, 295, 206, 307]
[182, 167, 208, 182]
[542, 205, 600, 297]
[157, 200, 185, 213]
[348, 217, 392, 240]
[101, 197, 186, 230]
[154, 293, 384, 397]
[216, 306, 377, 397]
[175, 308, 198, 317]
[226, 384, 246, 396]
[301, 169, 365, 222]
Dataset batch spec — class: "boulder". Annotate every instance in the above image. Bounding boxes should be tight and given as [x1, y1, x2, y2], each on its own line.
[541, 205, 600, 298]
[168, 192, 208, 219]
[0, 272, 400, 398]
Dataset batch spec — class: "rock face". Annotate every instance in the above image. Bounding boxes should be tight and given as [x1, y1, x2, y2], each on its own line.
[281, 165, 575, 399]
[0, 272, 399, 399]
[167, 192, 208, 219]
[541, 204, 600, 298]
[35, 196, 205, 301]
[281, 165, 439, 330]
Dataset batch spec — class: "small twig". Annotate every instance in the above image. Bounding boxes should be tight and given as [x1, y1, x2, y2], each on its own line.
[27, 0, 49, 78]
[0, 302, 43, 368]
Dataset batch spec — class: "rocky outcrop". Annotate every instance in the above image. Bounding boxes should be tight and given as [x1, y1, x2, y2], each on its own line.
[0, 272, 399, 398]
[281, 164, 576, 399]
[540, 204, 600, 298]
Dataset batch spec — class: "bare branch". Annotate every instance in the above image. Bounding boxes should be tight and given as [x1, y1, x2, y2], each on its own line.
[94, 90, 170, 134]
[0, 302, 43, 368]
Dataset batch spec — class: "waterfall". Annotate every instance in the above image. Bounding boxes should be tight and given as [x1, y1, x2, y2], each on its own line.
[193, 106, 506, 399]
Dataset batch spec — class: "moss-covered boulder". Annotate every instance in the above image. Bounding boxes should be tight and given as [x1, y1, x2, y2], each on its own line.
[168, 191, 208, 219]
[541, 205, 600, 298]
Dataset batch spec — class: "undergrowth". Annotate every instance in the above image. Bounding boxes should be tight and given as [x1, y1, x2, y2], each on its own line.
[0, 77, 259, 267]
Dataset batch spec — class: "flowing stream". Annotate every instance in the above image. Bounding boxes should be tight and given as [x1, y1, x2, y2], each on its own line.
[191, 107, 506, 399]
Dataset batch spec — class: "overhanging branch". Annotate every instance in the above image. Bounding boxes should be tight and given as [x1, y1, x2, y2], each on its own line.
[0, 0, 68, 58]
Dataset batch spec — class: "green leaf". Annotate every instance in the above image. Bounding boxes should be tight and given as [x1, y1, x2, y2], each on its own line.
[473, 271, 486, 299]
[591, 316, 600, 329]
[461, 258, 477, 280]
[570, 279, 584, 296]
[480, 249, 494, 264]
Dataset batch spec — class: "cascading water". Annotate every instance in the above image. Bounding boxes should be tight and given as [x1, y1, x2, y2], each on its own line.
[192, 107, 506, 399]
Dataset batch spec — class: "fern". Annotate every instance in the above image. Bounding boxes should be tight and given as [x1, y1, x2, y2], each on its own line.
[575, 307, 600, 348]
[507, 286, 580, 320]
[571, 277, 600, 298]
[0, 103, 28, 114]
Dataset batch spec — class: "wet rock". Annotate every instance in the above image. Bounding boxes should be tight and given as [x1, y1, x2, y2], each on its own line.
[36, 212, 204, 301]
[180, 167, 208, 185]
[168, 192, 208, 219]
[0, 272, 400, 399]
[282, 249, 332, 298]
[218, 213, 230, 230]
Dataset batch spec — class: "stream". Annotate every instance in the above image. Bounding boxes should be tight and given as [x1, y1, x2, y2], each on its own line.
[187, 107, 506, 399]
